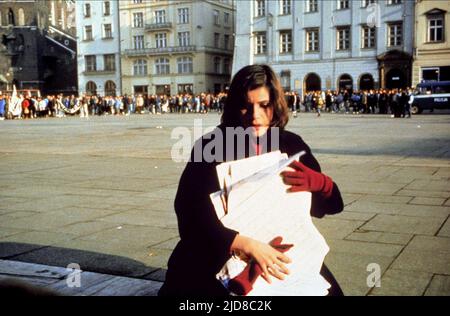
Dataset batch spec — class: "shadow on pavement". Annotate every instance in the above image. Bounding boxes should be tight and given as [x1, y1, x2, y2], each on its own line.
[0, 242, 166, 296]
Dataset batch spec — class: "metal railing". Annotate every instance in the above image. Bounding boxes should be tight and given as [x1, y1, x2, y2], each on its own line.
[124, 45, 196, 56]
[145, 21, 173, 31]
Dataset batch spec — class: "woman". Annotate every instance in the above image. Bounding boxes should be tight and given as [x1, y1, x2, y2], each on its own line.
[159, 64, 344, 296]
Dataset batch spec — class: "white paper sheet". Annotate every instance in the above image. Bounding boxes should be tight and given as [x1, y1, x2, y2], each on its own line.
[211, 151, 331, 296]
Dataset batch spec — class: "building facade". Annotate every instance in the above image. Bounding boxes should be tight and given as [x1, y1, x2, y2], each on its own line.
[119, 0, 234, 96]
[412, 0, 450, 86]
[76, 0, 121, 96]
[233, 0, 414, 95]
[0, 0, 77, 94]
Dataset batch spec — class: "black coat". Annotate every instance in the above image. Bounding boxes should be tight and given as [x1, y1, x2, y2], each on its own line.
[159, 126, 344, 296]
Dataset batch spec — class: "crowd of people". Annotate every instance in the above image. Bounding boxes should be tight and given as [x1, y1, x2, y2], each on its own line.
[0, 92, 229, 120]
[0, 88, 415, 121]
[284, 88, 415, 118]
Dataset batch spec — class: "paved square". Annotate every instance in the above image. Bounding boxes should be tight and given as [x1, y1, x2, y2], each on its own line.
[0, 112, 449, 295]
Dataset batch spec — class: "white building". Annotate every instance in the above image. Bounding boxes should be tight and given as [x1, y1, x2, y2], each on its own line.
[76, 0, 121, 96]
[119, 0, 235, 96]
[233, 0, 414, 94]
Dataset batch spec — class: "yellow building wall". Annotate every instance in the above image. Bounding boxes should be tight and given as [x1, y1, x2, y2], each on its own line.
[413, 0, 450, 85]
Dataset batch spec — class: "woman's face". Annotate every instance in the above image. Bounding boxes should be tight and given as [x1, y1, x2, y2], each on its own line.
[240, 86, 274, 137]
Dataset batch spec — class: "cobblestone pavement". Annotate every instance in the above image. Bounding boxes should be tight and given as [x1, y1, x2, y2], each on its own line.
[0, 112, 449, 296]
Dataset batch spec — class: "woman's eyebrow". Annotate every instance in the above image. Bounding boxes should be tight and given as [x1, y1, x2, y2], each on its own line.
[246, 98, 270, 102]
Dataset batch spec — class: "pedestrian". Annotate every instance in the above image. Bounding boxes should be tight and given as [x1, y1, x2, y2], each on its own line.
[80, 95, 89, 118]
[159, 64, 344, 296]
[405, 89, 413, 118]
[325, 91, 332, 113]
[136, 94, 144, 114]
[317, 92, 324, 117]
[21, 95, 31, 119]
[0, 93, 6, 120]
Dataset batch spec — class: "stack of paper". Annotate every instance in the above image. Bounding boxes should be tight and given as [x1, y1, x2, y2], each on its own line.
[210, 151, 331, 296]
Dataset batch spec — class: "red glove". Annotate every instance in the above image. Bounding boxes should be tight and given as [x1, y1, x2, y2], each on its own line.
[281, 160, 334, 198]
[228, 236, 293, 296]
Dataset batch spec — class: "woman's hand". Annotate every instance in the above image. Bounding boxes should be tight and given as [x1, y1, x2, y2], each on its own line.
[231, 235, 291, 284]
[280, 160, 334, 197]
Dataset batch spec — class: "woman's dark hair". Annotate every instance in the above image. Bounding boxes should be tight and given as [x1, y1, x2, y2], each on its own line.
[221, 64, 289, 129]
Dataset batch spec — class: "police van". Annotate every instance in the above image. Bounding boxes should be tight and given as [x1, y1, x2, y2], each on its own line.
[411, 81, 450, 114]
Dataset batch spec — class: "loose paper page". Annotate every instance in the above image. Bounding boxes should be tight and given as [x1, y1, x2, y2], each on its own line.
[211, 151, 331, 296]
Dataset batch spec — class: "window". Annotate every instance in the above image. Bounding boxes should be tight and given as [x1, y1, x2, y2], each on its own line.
[155, 58, 170, 74]
[178, 32, 190, 47]
[17, 8, 25, 26]
[133, 59, 148, 75]
[214, 57, 221, 73]
[306, 28, 319, 52]
[387, 0, 402, 5]
[279, 30, 292, 53]
[84, 25, 93, 41]
[428, 15, 444, 42]
[362, 0, 376, 7]
[280, 71, 291, 91]
[337, 0, 350, 10]
[224, 34, 230, 50]
[177, 57, 193, 74]
[362, 25, 376, 48]
[104, 54, 115, 71]
[103, 24, 112, 39]
[388, 22, 402, 46]
[178, 8, 189, 24]
[255, 0, 265, 17]
[133, 35, 145, 49]
[306, 0, 318, 13]
[134, 85, 148, 95]
[223, 58, 231, 74]
[280, 0, 291, 15]
[133, 0, 143, 3]
[84, 3, 91, 17]
[86, 81, 97, 95]
[213, 10, 220, 25]
[214, 33, 220, 48]
[155, 33, 167, 48]
[105, 81, 116, 96]
[224, 12, 230, 25]
[85, 55, 96, 72]
[155, 10, 166, 24]
[337, 26, 350, 50]
[133, 12, 144, 28]
[254, 32, 267, 54]
[178, 84, 193, 94]
[103, 1, 111, 16]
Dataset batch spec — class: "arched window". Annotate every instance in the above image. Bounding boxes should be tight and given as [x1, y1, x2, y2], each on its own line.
[0, 11, 3, 26]
[18, 8, 25, 26]
[338, 74, 353, 92]
[8, 8, 15, 25]
[177, 56, 193, 74]
[133, 59, 148, 75]
[104, 80, 116, 96]
[359, 73, 374, 91]
[155, 58, 170, 74]
[86, 81, 97, 96]
[304, 73, 321, 92]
